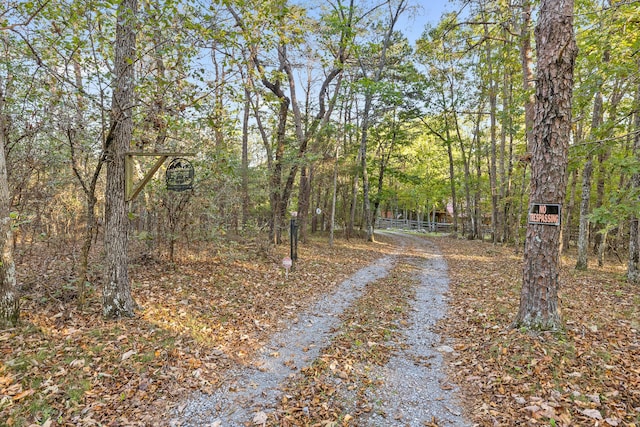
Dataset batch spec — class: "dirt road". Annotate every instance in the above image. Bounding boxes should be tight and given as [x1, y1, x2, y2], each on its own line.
[173, 231, 469, 426]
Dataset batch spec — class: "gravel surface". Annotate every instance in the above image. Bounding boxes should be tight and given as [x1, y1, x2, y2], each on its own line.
[362, 232, 471, 426]
[172, 232, 469, 426]
[173, 254, 397, 426]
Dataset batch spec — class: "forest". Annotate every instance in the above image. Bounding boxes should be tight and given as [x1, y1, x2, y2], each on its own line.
[1, 0, 640, 425]
[1, 0, 638, 314]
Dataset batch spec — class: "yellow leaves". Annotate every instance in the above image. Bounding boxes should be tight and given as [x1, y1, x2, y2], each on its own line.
[12, 389, 34, 401]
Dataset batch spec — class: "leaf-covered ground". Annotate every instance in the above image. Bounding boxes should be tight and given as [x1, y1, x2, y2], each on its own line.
[2, 233, 639, 426]
[1, 235, 391, 426]
[437, 237, 640, 427]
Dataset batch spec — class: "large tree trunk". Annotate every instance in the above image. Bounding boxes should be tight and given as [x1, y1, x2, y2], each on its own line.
[103, 0, 137, 318]
[514, 0, 577, 331]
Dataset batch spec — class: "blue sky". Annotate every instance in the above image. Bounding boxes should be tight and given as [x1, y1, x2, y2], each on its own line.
[401, 0, 456, 43]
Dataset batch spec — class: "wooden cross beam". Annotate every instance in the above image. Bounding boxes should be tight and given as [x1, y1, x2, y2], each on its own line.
[125, 152, 195, 201]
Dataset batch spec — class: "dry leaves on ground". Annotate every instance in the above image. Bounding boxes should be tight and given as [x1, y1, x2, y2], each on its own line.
[4, 233, 639, 427]
[268, 257, 418, 426]
[437, 236, 640, 427]
[1, 234, 389, 426]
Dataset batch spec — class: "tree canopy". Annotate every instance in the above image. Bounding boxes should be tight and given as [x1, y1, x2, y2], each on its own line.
[1, 0, 639, 326]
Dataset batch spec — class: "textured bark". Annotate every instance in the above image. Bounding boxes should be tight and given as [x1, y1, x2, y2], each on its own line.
[514, 0, 577, 330]
[103, 0, 137, 318]
[0, 99, 18, 328]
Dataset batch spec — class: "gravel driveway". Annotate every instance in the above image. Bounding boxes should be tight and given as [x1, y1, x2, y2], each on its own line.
[173, 231, 469, 426]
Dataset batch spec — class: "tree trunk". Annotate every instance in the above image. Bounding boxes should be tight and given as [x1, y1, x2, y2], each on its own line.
[103, 0, 137, 318]
[473, 111, 484, 240]
[69, 56, 104, 310]
[562, 167, 578, 251]
[453, 100, 473, 239]
[514, 0, 577, 331]
[297, 166, 311, 243]
[445, 128, 459, 235]
[241, 88, 250, 228]
[0, 96, 18, 327]
[628, 70, 640, 283]
[360, 95, 375, 242]
[78, 193, 97, 308]
[575, 155, 593, 270]
[484, 22, 499, 243]
[358, 0, 406, 242]
[515, 0, 534, 253]
[348, 149, 359, 239]
[329, 147, 339, 247]
[519, 0, 535, 154]
[576, 90, 603, 269]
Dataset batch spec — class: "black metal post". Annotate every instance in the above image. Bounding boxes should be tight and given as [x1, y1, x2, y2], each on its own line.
[290, 214, 298, 262]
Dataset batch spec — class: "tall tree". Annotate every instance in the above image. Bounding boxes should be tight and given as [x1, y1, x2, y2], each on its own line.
[0, 3, 46, 327]
[357, 0, 408, 242]
[576, 45, 608, 270]
[514, 0, 577, 330]
[0, 81, 19, 328]
[628, 63, 640, 283]
[103, 0, 137, 318]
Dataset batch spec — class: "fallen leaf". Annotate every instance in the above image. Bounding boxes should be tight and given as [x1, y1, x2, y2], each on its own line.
[253, 411, 267, 425]
[13, 389, 34, 401]
[121, 350, 137, 361]
[581, 409, 603, 420]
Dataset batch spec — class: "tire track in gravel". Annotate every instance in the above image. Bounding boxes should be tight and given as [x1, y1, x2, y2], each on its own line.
[172, 232, 468, 426]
